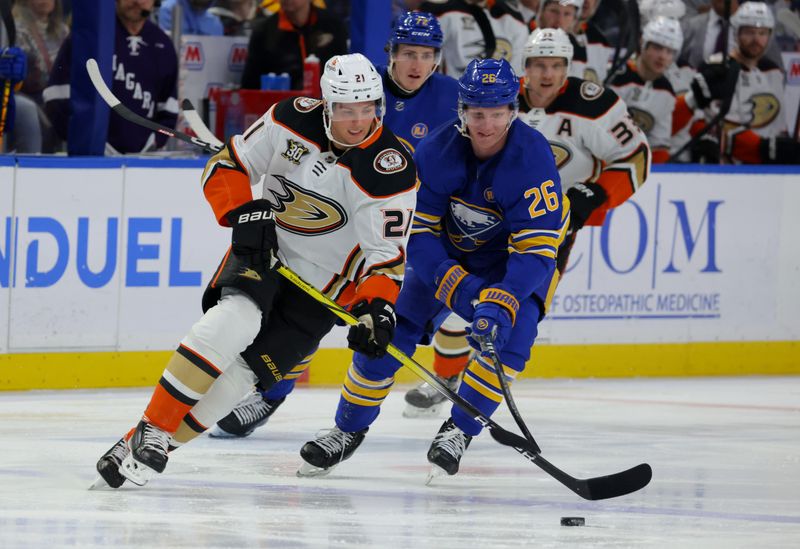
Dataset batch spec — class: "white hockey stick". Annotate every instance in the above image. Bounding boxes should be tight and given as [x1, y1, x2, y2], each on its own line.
[180, 98, 224, 148]
[85, 58, 222, 154]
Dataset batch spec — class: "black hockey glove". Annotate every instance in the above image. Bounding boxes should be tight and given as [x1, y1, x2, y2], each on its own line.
[690, 136, 721, 164]
[690, 58, 735, 110]
[225, 199, 279, 272]
[566, 182, 607, 232]
[347, 298, 396, 359]
[759, 136, 800, 165]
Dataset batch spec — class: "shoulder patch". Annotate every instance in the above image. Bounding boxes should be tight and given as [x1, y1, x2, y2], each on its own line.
[580, 81, 604, 100]
[293, 97, 323, 113]
[374, 148, 408, 174]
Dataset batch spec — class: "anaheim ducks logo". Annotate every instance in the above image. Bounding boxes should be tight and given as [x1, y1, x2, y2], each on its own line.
[549, 142, 572, 169]
[747, 93, 780, 129]
[628, 107, 655, 135]
[293, 97, 322, 113]
[583, 68, 600, 85]
[492, 38, 513, 62]
[580, 81, 603, 100]
[374, 149, 408, 174]
[238, 267, 263, 281]
[264, 174, 347, 235]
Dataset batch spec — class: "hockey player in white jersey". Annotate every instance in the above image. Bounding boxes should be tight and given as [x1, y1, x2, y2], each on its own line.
[92, 53, 417, 488]
[609, 17, 694, 163]
[715, 2, 800, 164]
[207, 11, 463, 436]
[398, 28, 651, 416]
[421, 0, 529, 78]
[537, 0, 609, 83]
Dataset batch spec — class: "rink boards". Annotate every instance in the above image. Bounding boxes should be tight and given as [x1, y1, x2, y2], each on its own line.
[1, 157, 799, 389]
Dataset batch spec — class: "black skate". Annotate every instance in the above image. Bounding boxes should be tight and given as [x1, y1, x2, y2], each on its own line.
[90, 437, 130, 489]
[297, 426, 368, 477]
[403, 374, 460, 418]
[119, 420, 171, 486]
[210, 392, 286, 438]
[426, 418, 472, 484]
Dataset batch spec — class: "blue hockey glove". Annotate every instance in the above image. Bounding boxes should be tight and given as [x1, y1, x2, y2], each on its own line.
[433, 260, 486, 321]
[0, 47, 28, 83]
[465, 287, 519, 355]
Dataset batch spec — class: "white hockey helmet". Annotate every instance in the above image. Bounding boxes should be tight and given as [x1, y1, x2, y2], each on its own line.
[538, 0, 583, 26]
[731, 1, 775, 34]
[638, 0, 685, 26]
[320, 53, 385, 147]
[524, 28, 574, 68]
[642, 17, 684, 53]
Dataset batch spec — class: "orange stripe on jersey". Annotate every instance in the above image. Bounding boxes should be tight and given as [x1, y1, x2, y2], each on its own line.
[586, 143, 650, 226]
[652, 149, 670, 163]
[202, 142, 252, 226]
[728, 128, 762, 164]
[672, 95, 694, 135]
[353, 274, 400, 305]
[357, 123, 383, 149]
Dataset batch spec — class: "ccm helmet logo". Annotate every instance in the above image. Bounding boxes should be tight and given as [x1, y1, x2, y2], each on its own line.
[238, 211, 272, 223]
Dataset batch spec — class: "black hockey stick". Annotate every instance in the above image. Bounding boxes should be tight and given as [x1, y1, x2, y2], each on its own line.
[475, 334, 541, 454]
[278, 265, 652, 501]
[603, 0, 640, 86]
[0, 0, 15, 47]
[85, 58, 222, 154]
[87, 74, 653, 500]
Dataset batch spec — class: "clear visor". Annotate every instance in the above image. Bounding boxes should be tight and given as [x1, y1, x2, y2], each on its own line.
[462, 106, 515, 126]
[391, 48, 442, 65]
[329, 100, 383, 122]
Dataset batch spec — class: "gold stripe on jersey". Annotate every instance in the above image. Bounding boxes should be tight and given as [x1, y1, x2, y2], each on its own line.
[411, 211, 442, 237]
[283, 361, 310, 381]
[508, 209, 569, 259]
[463, 356, 519, 403]
[341, 363, 394, 406]
[200, 140, 252, 224]
[363, 250, 406, 284]
[605, 143, 650, 194]
[322, 246, 365, 302]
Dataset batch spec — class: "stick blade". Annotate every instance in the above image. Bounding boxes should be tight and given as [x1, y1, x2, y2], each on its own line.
[488, 425, 540, 453]
[85, 58, 120, 108]
[582, 463, 652, 500]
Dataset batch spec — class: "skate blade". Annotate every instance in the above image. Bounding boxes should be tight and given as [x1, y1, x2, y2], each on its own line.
[119, 454, 156, 487]
[402, 403, 444, 419]
[208, 426, 240, 438]
[425, 464, 449, 486]
[296, 461, 336, 478]
[88, 476, 110, 490]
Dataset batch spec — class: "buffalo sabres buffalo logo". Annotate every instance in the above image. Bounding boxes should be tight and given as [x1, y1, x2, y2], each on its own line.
[264, 174, 347, 235]
[445, 197, 502, 252]
[374, 149, 408, 174]
[627, 107, 655, 134]
[293, 97, 322, 113]
[747, 93, 780, 129]
[549, 142, 572, 169]
[411, 123, 428, 139]
[493, 38, 513, 62]
[281, 139, 310, 164]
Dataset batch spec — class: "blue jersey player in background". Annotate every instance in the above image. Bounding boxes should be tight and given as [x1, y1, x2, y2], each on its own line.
[298, 58, 570, 480]
[207, 10, 461, 439]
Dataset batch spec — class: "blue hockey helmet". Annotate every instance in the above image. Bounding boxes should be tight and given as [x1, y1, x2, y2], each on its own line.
[457, 58, 520, 109]
[390, 11, 444, 49]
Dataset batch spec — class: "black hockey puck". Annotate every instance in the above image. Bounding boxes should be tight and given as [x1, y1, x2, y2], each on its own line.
[560, 517, 585, 526]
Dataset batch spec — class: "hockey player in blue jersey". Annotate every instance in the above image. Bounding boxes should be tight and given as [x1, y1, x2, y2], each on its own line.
[207, 10, 462, 439]
[298, 58, 570, 479]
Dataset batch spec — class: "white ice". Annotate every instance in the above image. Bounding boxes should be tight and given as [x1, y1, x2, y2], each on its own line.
[1, 377, 799, 548]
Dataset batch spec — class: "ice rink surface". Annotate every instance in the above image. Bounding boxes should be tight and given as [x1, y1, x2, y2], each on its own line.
[1, 376, 799, 548]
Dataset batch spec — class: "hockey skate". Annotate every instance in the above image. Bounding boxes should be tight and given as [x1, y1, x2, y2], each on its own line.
[90, 437, 130, 490]
[403, 374, 460, 418]
[209, 392, 286, 438]
[119, 420, 171, 486]
[425, 418, 472, 484]
[297, 426, 368, 477]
